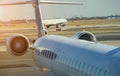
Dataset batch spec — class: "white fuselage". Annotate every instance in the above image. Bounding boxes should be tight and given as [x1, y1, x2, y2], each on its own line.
[43, 19, 67, 26]
[33, 35, 120, 76]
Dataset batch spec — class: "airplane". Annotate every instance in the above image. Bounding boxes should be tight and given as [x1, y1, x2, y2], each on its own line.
[43, 18, 67, 28]
[25, 18, 67, 28]
[0, 0, 120, 76]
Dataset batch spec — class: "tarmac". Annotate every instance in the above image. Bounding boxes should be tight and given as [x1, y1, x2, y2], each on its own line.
[0, 24, 119, 76]
[0, 49, 45, 76]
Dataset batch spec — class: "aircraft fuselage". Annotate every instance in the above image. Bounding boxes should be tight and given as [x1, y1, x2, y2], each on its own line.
[33, 35, 120, 76]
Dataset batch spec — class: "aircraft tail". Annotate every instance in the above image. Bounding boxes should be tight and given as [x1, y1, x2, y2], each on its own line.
[0, 1, 83, 6]
[0, 0, 83, 37]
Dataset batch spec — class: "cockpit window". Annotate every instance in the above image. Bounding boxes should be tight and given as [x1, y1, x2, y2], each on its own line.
[40, 49, 57, 60]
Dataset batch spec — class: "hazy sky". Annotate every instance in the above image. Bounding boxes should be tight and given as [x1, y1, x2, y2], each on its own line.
[0, 0, 120, 20]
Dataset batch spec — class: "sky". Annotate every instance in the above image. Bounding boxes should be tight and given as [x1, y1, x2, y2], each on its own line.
[0, 0, 120, 20]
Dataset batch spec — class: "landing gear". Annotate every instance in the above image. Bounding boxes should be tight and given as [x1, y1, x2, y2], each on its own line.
[56, 25, 61, 31]
[56, 25, 59, 28]
[46, 25, 50, 28]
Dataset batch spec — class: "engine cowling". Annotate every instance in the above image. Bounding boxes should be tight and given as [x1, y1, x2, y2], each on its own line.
[6, 34, 30, 56]
[72, 31, 97, 42]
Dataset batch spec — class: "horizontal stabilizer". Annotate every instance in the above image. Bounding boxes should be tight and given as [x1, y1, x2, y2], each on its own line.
[40, 1, 83, 5]
[0, 1, 33, 6]
[0, 1, 83, 6]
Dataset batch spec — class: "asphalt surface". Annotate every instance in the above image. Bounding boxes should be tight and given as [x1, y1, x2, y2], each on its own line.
[0, 24, 119, 76]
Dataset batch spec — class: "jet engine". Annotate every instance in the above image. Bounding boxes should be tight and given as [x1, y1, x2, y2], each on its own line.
[72, 31, 97, 42]
[6, 34, 30, 56]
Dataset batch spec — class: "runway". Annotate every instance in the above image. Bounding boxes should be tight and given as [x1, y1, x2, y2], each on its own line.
[47, 24, 120, 31]
[0, 50, 45, 76]
[0, 40, 120, 76]
[0, 24, 119, 76]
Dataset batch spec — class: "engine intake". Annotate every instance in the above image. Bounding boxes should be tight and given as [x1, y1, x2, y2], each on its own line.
[72, 31, 97, 42]
[6, 34, 30, 56]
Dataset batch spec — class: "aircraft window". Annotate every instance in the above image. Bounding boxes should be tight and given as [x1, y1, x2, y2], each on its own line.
[95, 67, 100, 76]
[50, 52, 53, 59]
[79, 62, 84, 73]
[63, 56, 67, 64]
[104, 70, 107, 76]
[91, 66, 97, 76]
[69, 59, 72, 67]
[67, 58, 71, 66]
[77, 62, 81, 72]
[70, 59, 75, 69]
[95, 68, 100, 76]
[41, 50, 57, 59]
[42, 50, 46, 56]
[72, 59, 75, 69]
[43, 50, 46, 56]
[86, 64, 92, 76]
[48, 51, 51, 58]
[62, 56, 64, 62]
[46, 51, 50, 58]
[62, 56, 65, 64]
[45, 50, 48, 58]
[82, 63, 85, 73]
[75, 61, 79, 71]
[83, 63, 89, 75]
[89, 65, 94, 76]
[45, 50, 48, 57]
[47, 51, 50, 59]
[51, 52, 56, 59]
[52, 52, 57, 59]
[65, 57, 69, 65]
[41, 50, 45, 56]
[60, 55, 64, 63]
[73, 60, 77, 70]
[94, 68, 108, 76]
[97, 68, 102, 76]
[40, 50, 57, 60]
[100, 69, 107, 76]
[68, 57, 71, 66]
[58, 54, 62, 62]
[41, 50, 43, 56]
[75, 61, 80, 71]
[35, 49, 40, 55]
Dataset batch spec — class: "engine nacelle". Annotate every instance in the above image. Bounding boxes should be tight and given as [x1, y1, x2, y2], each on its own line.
[6, 34, 30, 56]
[72, 31, 97, 42]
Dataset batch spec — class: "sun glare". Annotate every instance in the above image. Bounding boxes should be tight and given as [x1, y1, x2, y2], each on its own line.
[0, 7, 3, 18]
